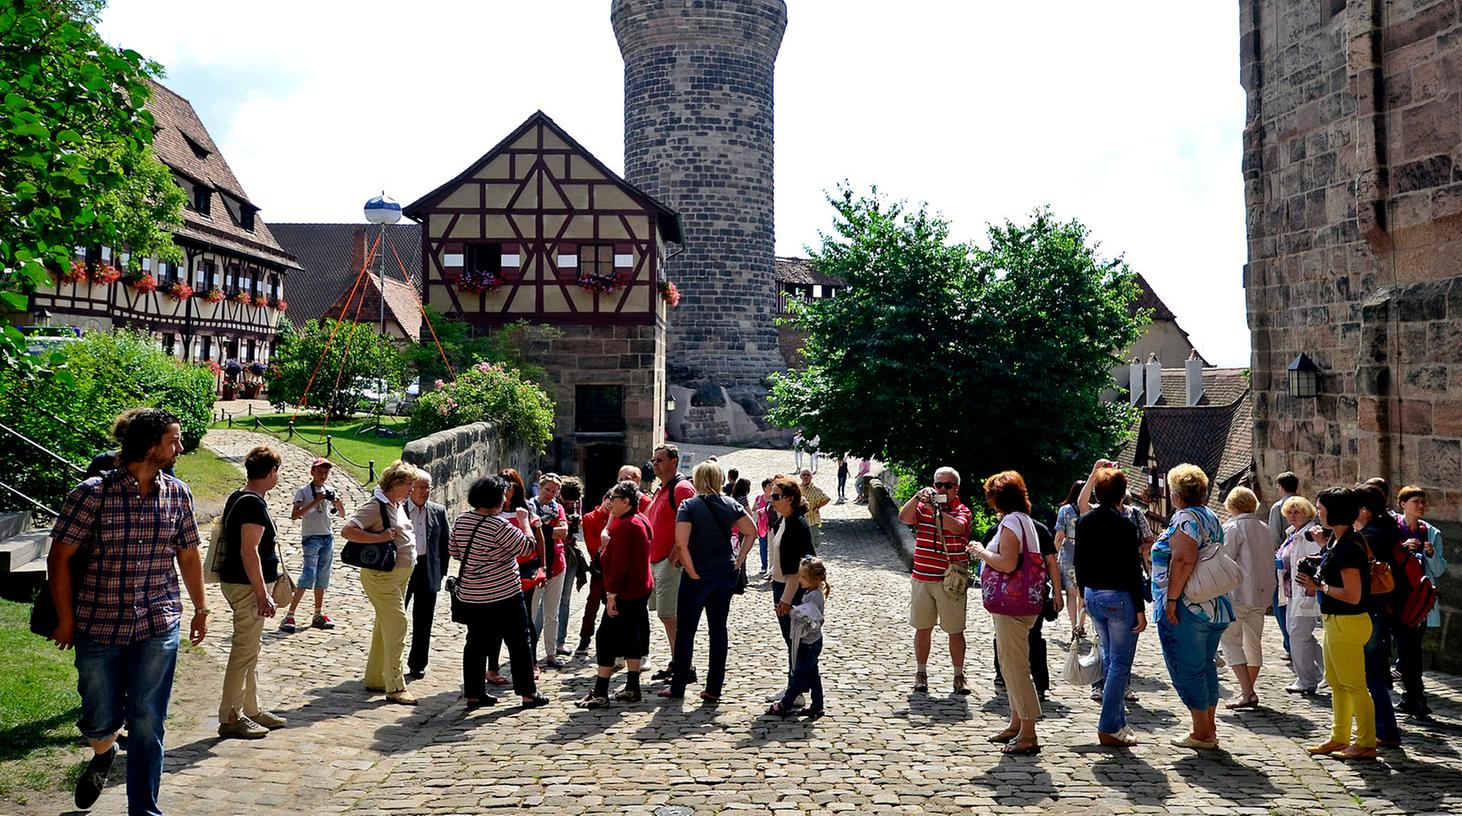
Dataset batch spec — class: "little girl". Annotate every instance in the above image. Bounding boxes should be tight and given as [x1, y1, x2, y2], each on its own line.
[767, 558, 830, 718]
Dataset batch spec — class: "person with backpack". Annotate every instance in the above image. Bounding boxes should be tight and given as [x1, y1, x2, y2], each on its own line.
[1354, 483, 1406, 747]
[1394, 485, 1444, 719]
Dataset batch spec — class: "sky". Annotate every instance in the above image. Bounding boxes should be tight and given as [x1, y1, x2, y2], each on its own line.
[98, 0, 1251, 366]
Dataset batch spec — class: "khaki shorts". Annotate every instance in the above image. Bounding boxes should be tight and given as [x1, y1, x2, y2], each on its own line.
[910, 576, 967, 634]
[649, 559, 682, 620]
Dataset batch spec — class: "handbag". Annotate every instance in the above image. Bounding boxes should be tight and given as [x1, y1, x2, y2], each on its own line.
[929, 503, 970, 598]
[1182, 540, 1243, 603]
[447, 514, 485, 624]
[341, 498, 398, 572]
[272, 563, 296, 608]
[1360, 537, 1396, 595]
[1063, 637, 1104, 686]
[205, 491, 267, 585]
[980, 517, 1046, 616]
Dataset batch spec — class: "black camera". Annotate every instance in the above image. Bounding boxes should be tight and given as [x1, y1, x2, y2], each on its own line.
[1304, 526, 1328, 543]
[1296, 554, 1322, 581]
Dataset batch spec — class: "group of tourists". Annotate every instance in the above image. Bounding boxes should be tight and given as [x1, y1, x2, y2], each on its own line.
[39, 405, 1450, 815]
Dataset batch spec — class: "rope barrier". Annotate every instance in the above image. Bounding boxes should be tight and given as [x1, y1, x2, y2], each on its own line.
[321, 267, 375, 435]
[384, 228, 455, 380]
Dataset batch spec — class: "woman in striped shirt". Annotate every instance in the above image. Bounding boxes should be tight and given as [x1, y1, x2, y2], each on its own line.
[449, 475, 549, 710]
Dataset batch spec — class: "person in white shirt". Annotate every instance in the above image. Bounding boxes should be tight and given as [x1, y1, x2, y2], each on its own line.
[283, 457, 345, 633]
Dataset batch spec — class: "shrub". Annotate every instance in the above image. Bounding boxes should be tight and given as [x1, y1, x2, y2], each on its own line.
[408, 361, 554, 452]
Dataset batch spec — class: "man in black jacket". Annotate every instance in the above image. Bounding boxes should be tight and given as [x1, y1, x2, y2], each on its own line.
[404, 473, 451, 680]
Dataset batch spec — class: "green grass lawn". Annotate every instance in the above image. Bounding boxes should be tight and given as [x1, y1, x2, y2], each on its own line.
[210, 413, 408, 485]
[173, 446, 243, 508]
[0, 599, 84, 802]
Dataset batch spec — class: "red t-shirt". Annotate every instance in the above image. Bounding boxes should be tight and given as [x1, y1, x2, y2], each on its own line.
[647, 475, 696, 563]
[582, 506, 610, 561]
[911, 497, 972, 583]
[603, 512, 654, 601]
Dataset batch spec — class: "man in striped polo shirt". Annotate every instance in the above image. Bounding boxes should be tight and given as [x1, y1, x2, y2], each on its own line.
[898, 466, 973, 695]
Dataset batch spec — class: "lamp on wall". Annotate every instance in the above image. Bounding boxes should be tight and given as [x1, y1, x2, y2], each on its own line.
[1288, 353, 1320, 398]
[666, 395, 677, 413]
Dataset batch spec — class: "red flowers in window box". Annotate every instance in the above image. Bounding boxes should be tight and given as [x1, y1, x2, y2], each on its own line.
[59, 261, 89, 285]
[230, 290, 252, 306]
[202, 287, 225, 304]
[658, 279, 680, 306]
[165, 281, 193, 301]
[272, 297, 288, 311]
[127, 273, 158, 293]
[90, 263, 122, 285]
[457, 268, 505, 294]
[578, 270, 629, 295]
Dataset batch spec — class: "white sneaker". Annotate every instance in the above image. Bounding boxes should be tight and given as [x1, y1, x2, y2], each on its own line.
[765, 687, 788, 701]
[793, 694, 806, 707]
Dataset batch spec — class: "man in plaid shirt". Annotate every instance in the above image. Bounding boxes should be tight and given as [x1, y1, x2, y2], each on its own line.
[46, 408, 210, 815]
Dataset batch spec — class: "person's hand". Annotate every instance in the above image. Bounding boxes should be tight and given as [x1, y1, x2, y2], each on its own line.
[1051, 593, 1065, 614]
[189, 610, 209, 646]
[50, 618, 75, 650]
[776, 601, 791, 616]
[1163, 600, 1178, 625]
[1296, 572, 1317, 591]
[1133, 615, 1148, 635]
[606, 597, 618, 618]
[916, 487, 935, 506]
[255, 591, 277, 618]
[1404, 537, 1424, 553]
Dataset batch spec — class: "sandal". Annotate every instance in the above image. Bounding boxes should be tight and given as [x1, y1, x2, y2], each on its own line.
[1227, 693, 1259, 709]
[1002, 739, 1041, 755]
[913, 672, 929, 693]
[987, 728, 1020, 744]
[765, 702, 792, 718]
[486, 674, 510, 686]
[1098, 730, 1138, 747]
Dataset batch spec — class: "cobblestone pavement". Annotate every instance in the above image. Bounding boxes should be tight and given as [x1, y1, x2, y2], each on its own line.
[86, 436, 1462, 815]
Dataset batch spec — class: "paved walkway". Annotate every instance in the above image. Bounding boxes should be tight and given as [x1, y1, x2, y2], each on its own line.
[87, 437, 1462, 815]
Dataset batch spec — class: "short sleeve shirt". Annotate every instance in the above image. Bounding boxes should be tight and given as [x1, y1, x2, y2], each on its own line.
[910, 498, 972, 582]
[802, 483, 830, 527]
[1056, 504, 1079, 541]
[677, 494, 745, 581]
[220, 490, 279, 585]
[647, 475, 696, 563]
[1318, 531, 1370, 615]
[1151, 506, 1232, 624]
[294, 483, 335, 537]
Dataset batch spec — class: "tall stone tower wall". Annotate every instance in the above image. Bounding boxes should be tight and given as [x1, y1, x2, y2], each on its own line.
[612, 0, 787, 392]
[1241, 0, 1462, 670]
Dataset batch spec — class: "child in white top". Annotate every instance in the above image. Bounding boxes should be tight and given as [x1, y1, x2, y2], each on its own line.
[768, 558, 830, 719]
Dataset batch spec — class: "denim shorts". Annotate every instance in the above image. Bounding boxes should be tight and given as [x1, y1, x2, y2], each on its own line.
[297, 534, 335, 589]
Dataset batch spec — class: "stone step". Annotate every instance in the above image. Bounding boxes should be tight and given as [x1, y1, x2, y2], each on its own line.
[0, 531, 49, 574]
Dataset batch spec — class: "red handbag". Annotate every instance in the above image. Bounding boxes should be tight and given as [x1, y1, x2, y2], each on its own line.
[980, 516, 1046, 616]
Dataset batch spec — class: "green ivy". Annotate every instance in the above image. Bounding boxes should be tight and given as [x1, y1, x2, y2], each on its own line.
[409, 361, 555, 453]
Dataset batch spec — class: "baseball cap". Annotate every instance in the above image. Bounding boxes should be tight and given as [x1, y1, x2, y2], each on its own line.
[311, 457, 333, 468]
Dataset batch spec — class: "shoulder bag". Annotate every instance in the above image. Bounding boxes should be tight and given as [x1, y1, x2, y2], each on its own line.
[341, 498, 398, 571]
[1182, 536, 1243, 603]
[931, 503, 970, 597]
[446, 513, 485, 624]
[1063, 636, 1104, 686]
[30, 477, 108, 638]
[980, 517, 1045, 616]
[1359, 536, 1396, 595]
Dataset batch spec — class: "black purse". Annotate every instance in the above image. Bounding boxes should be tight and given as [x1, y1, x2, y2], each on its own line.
[341, 498, 398, 572]
[31, 477, 108, 638]
[446, 514, 483, 624]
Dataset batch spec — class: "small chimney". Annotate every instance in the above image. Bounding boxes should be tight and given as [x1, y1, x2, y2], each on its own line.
[1128, 357, 1144, 406]
[1144, 352, 1162, 407]
[1185, 349, 1204, 406]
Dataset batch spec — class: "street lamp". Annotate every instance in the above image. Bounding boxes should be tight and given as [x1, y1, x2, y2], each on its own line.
[1287, 353, 1320, 398]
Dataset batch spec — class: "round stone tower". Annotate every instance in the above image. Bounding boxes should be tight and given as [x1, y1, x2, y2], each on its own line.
[612, 0, 788, 399]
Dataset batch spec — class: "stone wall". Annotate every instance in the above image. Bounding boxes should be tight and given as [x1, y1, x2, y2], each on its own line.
[867, 478, 916, 570]
[612, 0, 788, 390]
[401, 422, 535, 513]
[1240, 0, 1462, 669]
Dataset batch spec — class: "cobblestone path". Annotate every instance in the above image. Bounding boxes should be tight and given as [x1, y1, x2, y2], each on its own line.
[88, 436, 1462, 815]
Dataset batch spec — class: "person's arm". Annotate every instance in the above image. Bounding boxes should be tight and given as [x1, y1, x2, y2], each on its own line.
[897, 492, 926, 525]
[1044, 552, 1065, 613]
[1424, 527, 1446, 578]
[674, 520, 698, 580]
[733, 512, 758, 567]
[551, 505, 568, 541]
[811, 492, 830, 512]
[975, 523, 1022, 574]
[1303, 565, 1363, 606]
[175, 546, 210, 645]
[238, 523, 276, 617]
[341, 503, 394, 543]
[1162, 528, 1199, 623]
[290, 499, 310, 521]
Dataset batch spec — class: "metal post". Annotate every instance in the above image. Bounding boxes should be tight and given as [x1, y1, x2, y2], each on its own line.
[368, 460, 376, 484]
[326, 435, 332, 457]
[287, 420, 294, 440]
[248, 404, 253, 416]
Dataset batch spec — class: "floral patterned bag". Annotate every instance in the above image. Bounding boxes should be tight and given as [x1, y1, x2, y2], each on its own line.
[980, 516, 1046, 616]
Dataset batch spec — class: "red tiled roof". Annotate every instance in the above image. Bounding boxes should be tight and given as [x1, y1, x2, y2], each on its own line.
[144, 80, 298, 270]
[1132, 274, 1178, 321]
[321, 272, 423, 341]
[271, 223, 422, 327]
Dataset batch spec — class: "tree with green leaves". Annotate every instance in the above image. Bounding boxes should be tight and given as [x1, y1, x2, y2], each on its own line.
[770, 187, 1147, 506]
[0, 0, 185, 377]
[268, 319, 407, 419]
[411, 308, 560, 385]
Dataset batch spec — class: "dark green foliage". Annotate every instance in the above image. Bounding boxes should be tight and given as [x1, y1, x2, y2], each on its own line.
[267, 319, 407, 419]
[411, 309, 559, 385]
[770, 187, 1147, 506]
[408, 360, 555, 453]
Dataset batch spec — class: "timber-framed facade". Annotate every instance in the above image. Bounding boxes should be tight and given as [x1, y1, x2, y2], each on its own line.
[405, 111, 682, 497]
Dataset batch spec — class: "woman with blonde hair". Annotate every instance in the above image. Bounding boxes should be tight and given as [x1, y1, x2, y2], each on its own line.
[1152, 464, 1232, 749]
[1219, 486, 1274, 708]
[341, 459, 422, 705]
[1279, 495, 1323, 694]
[660, 461, 758, 701]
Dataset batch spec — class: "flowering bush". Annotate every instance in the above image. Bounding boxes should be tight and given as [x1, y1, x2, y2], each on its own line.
[204, 360, 223, 377]
[90, 263, 121, 285]
[457, 267, 505, 294]
[230, 290, 252, 306]
[578, 270, 628, 295]
[165, 281, 193, 301]
[127, 272, 158, 293]
[272, 297, 288, 311]
[203, 287, 225, 303]
[408, 360, 554, 451]
[658, 279, 680, 306]
[59, 261, 89, 285]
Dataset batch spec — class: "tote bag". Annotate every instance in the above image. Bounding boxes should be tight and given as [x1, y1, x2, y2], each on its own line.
[980, 516, 1046, 616]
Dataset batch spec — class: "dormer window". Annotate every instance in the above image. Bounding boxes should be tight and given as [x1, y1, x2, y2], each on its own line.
[180, 131, 211, 160]
[194, 186, 210, 215]
[241, 206, 256, 232]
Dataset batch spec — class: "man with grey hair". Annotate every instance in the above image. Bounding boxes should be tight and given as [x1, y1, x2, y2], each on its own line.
[898, 466, 973, 694]
[404, 473, 450, 680]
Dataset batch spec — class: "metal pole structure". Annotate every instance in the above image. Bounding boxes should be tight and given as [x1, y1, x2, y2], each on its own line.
[376, 221, 386, 435]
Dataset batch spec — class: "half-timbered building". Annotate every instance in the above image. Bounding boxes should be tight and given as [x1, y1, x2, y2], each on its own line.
[404, 111, 682, 494]
[26, 80, 297, 371]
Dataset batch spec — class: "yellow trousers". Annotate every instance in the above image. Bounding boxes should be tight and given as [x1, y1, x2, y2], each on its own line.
[1323, 613, 1374, 748]
[362, 566, 413, 692]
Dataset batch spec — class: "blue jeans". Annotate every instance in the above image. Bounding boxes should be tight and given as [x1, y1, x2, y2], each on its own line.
[75, 627, 180, 816]
[1157, 601, 1227, 711]
[671, 569, 736, 695]
[758, 534, 768, 573]
[1273, 587, 1290, 655]
[1086, 589, 1139, 733]
[1364, 611, 1400, 742]
[555, 558, 577, 648]
[297, 534, 334, 589]
[780, 638, 824, 709]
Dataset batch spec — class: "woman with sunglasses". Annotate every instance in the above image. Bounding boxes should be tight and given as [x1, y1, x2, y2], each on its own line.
[766, 474, 816, 704]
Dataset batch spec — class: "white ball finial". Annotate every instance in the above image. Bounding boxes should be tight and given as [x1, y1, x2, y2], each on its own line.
[364, 192, 401, 224]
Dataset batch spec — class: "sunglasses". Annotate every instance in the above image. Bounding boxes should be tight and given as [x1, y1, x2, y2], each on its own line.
[770, 493, 785, 501]
[934, 481, 957, 489]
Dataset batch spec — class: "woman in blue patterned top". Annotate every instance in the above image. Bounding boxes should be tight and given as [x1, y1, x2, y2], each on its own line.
[1052, 481, 1087, 637]
[1151, 463, 1233, 750]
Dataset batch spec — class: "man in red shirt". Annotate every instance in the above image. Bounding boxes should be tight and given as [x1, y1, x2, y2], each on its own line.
[897, 466, 973, 695]
[645, 444, 696, 681]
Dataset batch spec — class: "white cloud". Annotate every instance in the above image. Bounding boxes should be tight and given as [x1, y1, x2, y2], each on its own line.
[100, 0, 1251, 365]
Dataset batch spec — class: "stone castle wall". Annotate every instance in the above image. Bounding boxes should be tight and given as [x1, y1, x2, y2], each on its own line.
[1241, 0, 1462, 669]
[612, 0, 788, 389]
[402, 422, 535, 513]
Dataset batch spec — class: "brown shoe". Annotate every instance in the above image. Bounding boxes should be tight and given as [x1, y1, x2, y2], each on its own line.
[1338, 745, 1378, 760]
[1098, 729, 1138, 747]
[386, 689, 418, 706]
[953, 674, 971, 695]
[1306, 740, 1347, 755]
